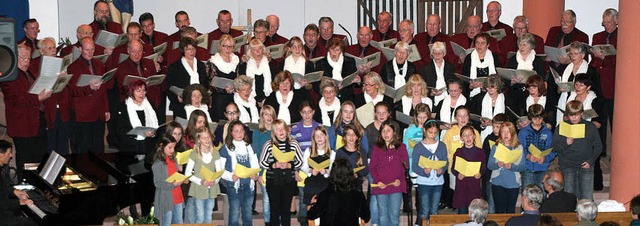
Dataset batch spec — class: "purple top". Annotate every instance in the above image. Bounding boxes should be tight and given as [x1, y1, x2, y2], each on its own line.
[451, 146, 487, 208]
[370, 143, 409, 195]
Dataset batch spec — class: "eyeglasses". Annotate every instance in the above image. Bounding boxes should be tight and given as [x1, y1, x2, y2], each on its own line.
[222, 44, 234, 49]
[225, 111, 238, 115]
[363, 83, 376, 87]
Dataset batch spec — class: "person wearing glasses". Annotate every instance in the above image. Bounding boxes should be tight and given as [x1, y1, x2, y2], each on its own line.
[317, 17, 347, 48]
[19, 18, 40, 53]
[166, 37, 209, 119]
[420, 41, 456, 105]
[316, 37, 360, 103]
[450, 16, 501, 66]
[232, 75, 260, 124]
[353, 72, 393, 109]
[432, 79, 467, 129]
[214, 102, 252, 145]
[379, 41, 416, 91]
[544, 10, 589, 67]
[209, 34, 239, 122]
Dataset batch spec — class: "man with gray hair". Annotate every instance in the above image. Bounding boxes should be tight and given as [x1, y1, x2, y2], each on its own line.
[505, 184, 543, 226]
[544, 9, 589, 66]
[453, 198, 488, 226]
[372, 11, 399, 41]
[576, 199, 599, 226]
[540, 169, 577, 213]
[500, 15, 545, 55]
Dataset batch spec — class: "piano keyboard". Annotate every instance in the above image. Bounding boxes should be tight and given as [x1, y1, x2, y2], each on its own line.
[27, 204, 46, 218]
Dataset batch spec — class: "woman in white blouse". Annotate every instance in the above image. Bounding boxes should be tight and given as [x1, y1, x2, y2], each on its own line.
[233, 75, 260, 123]
[238, 39, 273, 104]
[399, 74, 433, 115]
[318, 79, 341, 127]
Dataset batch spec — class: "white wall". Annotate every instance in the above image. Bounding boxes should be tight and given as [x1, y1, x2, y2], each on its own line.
[31, 0, 614, 48]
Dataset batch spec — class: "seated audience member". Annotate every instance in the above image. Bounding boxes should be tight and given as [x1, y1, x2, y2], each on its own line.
[576, 199, 599, 226]
[505, 184, 543, 226]
[540, 169, 577, 213]
[0, 140, 36, 226]
[453, 198, 489, 226]
[632, 194, 640, 226]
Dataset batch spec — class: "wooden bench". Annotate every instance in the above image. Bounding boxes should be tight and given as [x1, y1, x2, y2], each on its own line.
[429, 212, 632, 226]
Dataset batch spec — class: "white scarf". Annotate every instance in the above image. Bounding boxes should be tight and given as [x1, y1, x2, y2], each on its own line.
[181, 57, 200, 84]
[327, 53, 344, 80]
[364, 92, 384, 105]
[284, 55, 306, 89]
[556, 60, 588, 125]
[125, 97, 158, 140]
[469, 49, 496, 97]
[567, 91, 597, 121]
[401, 95, 433, 115]
[185, 104, 213, 123]
[480, 93, 505, 140]
[439, 94, 467, 124]
[209, 53, 239, 74]
[276, 91, 294, 124]
[433, 60, 448, 105]
[516, 50, 536, 71]
[318, 97, 341, 127]
[526, 95, 547, 111]
[392, 58, 408, 88]
[246, 57, 273, 97]
[234, 93, 259, 123]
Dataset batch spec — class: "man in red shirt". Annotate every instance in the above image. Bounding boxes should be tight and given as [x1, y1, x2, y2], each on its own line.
[372, 11, 400, 42]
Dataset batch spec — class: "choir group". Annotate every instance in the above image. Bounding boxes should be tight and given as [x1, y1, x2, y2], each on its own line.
[2, 0, 625, 225]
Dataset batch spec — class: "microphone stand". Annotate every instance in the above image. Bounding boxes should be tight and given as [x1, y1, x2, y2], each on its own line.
[338, 23, 353, 45]
[404, 162, 413, 226]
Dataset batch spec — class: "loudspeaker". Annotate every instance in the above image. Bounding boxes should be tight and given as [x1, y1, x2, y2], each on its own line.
[0, 17, 18, 83]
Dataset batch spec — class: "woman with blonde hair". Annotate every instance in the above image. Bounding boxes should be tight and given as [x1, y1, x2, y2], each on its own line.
[209, 34, 239, 121]
[238, 38, 274, 104]
[354, 71, 393, 108]
[399, 74, 433, 115]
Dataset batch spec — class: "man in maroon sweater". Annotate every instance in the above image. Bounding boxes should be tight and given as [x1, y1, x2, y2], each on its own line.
[90, 0, 123, 39]
[0, 45, 51, 180]
[139, 12, 168, 47]
[105, 22, 155, 70]
[18, 19, 39, 54]
[207, 10, 244, 50]
[372, 11, 400, 42]
[60, 24, 107, 57]
[318, 17, 348, 48]
[166, 11, 200, 46]
[499, 16, 545, 57]
[413, 14, 458, 65]
[450, 15, 501, 70]
[265, 15, 289, 46]
[345, 26, 387, 74]
[544, 10, 589, 66]
[67, 37, 109, 153]
[304, 23, 327, 59]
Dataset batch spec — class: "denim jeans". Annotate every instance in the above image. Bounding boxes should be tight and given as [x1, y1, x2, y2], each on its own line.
[562, 166, 594, 200]
[417, 184, 442, 220]
[183, 197, 195, 223]
[194, 197, 216, 223]
[261, 184, 270, 223]
[227, 182, 255, 226]
[297, 187, 308, 226]
[483, 180, 495, 214]
[161, 203, 183, 226]
[522, 170, 546, 192]
[367, 176, 379, 225]
[376, 192, 402, 226]
[492, 185, 519, 213]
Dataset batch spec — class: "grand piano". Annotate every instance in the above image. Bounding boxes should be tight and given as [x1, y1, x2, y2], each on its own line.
[21, 151, 153, 225]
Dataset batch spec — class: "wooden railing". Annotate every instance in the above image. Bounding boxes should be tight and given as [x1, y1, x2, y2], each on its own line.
[357, 0, 483, 36]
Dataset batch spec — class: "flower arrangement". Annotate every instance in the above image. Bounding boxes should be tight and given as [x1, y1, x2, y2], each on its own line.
[116, 206, 158, 225]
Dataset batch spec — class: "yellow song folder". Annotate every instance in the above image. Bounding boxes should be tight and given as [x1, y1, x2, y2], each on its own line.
[418, 156, 447, 170]
[353, 166, 366, 173]
[454, 156, 481, 177]
[308, 158, 331, 171]
[493, 143, 523, 164]
[176, 149, 193, 165]
[272, 145, 295, 162]
[559, 121, 585, 139]
[199, 166, 224, 181]
[234, 164, 261, 178]
[166, 172, 191, 183]
[528, 144, 553, 159]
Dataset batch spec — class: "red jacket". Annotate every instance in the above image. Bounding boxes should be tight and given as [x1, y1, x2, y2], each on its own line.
[545, 26, 589, 61]
[413, 32, 459, 66]
[141, 30, 169, 47]
[0, 70, 42, 137]
[372, 29, 400, 42]
[304, 44, 327, 59]
[114, 58, 164, 109]
[28, 56, 72, 129]
[318, 34, 347, 49]
[164, 47, 210, 70]
[66, 57, 110, 122]
[18, 36, 39, 53]
[265, 33, 289, 46]
[60, 41, 106, 58]
[590, 29, 617, 99]
[345, 43, 387, 74]
[165, 31, 204, 50]
[207, 28, 244, 50]
[90, 20, 123, 39]
[105, 41, 155, 70]
[500, 33, 545, 56]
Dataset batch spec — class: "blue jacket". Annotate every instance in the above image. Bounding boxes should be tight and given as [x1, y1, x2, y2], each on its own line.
[411, 141, 448, 185]
[518, 124, 555, 172]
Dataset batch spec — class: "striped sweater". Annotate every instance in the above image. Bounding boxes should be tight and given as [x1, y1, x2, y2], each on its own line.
[259, 139, 304, 184]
